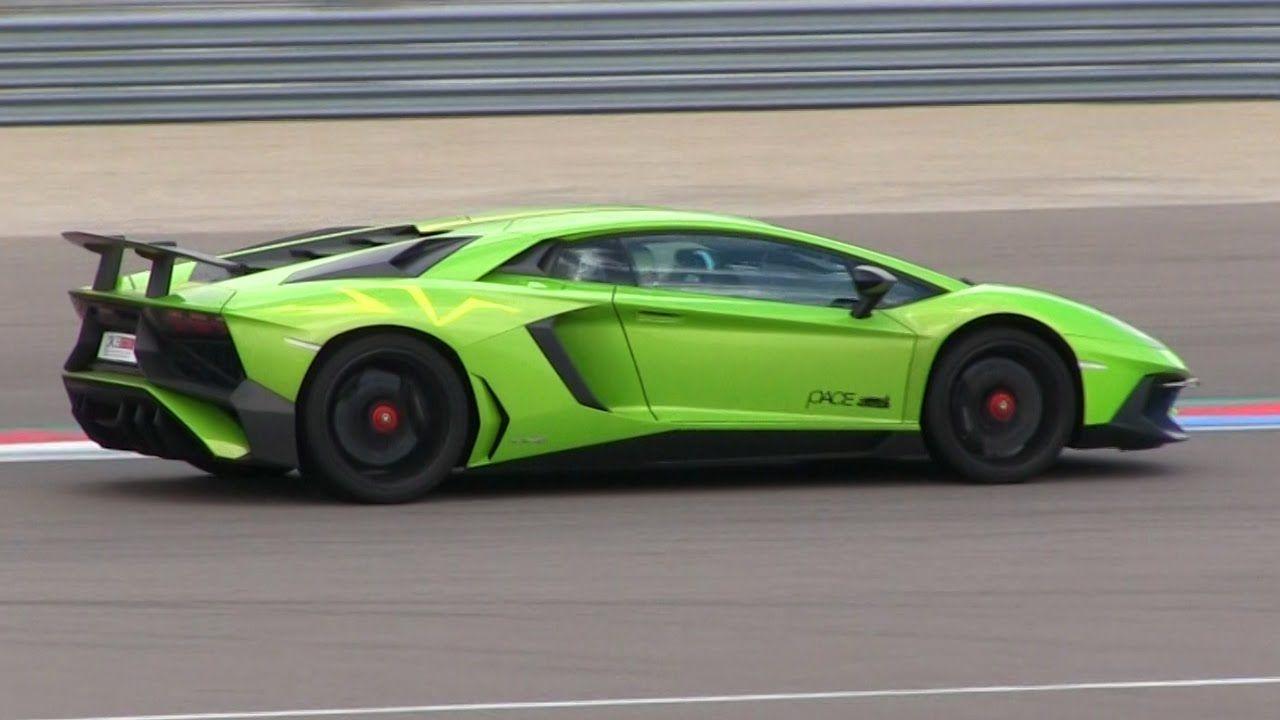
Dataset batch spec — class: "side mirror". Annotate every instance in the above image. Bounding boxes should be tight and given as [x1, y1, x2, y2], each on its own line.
[851, 265, 897, 319]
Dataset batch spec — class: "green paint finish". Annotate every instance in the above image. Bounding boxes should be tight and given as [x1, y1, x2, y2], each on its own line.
[1066, 335, 1186, 425]
[549, 291, 654, 421]
[614, 285, 916, 426]
[65, 206, 1191, 467]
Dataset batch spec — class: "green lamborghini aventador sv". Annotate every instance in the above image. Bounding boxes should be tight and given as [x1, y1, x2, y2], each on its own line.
[62, 207, 1193, 502]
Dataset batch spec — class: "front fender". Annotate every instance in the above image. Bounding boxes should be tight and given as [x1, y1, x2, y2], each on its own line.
[886, 284, 1188, 425]
[1065, 335, 1189, 424]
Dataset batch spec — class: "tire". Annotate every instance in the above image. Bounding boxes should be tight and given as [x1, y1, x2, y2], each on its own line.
[188, 457, 292, 479]
[298, 333, 471, 503]
[922, 327, 1076, 483]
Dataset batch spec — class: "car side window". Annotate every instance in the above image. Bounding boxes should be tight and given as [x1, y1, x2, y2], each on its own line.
[619, 233, 858, 307]
[544, 239, 634, 285]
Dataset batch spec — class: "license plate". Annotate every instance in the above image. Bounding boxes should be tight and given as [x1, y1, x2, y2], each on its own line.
[97, 331, 137, 365]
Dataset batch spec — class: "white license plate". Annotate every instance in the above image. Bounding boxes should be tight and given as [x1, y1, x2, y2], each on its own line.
[97, 331, 138, 365]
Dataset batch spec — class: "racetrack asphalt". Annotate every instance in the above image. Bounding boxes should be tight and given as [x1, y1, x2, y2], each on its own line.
[2, 203, 1279, 719]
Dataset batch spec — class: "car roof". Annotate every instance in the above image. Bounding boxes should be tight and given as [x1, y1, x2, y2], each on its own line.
[422, 206, 964, 292]
[413, 206, 777, 238]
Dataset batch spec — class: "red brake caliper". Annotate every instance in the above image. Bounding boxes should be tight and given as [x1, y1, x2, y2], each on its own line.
[986, 390, 1017, 423]
[369, 403, 400, 434]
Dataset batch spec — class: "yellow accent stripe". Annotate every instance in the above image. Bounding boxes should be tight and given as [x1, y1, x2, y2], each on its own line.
[399, 286, 518, 327]
[275, 286, 517, 325]
[339, 288, 393, 314]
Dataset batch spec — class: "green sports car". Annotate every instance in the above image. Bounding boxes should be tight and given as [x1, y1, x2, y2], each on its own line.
[63, 207, 1192, 502]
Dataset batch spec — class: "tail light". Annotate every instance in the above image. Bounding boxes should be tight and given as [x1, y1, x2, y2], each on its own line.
[147, 308, 229, 338]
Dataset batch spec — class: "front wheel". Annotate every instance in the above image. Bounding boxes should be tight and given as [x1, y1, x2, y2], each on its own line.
[298, 334, 472, 503]
[922, 327, 1076, 483]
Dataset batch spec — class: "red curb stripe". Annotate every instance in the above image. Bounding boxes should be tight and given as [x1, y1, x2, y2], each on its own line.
[1177, 403, 1280, 417]
[0, 430, 87, 444]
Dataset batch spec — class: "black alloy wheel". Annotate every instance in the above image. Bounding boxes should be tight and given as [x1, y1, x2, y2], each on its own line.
[299, 334, 471, 503]
[923, 327, 1076, 483]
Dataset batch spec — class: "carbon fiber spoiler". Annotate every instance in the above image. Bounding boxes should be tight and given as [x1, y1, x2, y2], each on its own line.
[63, 231, 249, 299]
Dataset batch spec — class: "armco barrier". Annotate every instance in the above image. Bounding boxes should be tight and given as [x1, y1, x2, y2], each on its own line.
[1, 0, 1278, 124]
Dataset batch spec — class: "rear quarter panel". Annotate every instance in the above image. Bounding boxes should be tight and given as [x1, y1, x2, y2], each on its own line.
[223, 279, 594, 402]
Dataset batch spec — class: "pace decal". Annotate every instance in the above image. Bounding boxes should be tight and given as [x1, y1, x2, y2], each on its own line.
[805, 390, 892, 410]
[806, 390, 858, 408]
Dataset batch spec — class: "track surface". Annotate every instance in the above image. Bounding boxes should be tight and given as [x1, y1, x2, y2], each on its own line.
[2, 204, 1279, 718]
[4, 440, 1280, 719]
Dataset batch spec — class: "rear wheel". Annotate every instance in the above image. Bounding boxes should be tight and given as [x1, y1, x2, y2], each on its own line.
[298, 334, 471, 503]
[923, 327, 1076, 483]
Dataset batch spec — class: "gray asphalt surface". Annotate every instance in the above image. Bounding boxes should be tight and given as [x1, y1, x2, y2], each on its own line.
[2, 203, 1279, 718]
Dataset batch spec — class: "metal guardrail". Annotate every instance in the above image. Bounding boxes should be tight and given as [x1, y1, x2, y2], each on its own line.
[1, 0, 1278, 124]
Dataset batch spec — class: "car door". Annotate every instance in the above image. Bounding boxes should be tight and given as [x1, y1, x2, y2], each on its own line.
[611, 232, 918, 426]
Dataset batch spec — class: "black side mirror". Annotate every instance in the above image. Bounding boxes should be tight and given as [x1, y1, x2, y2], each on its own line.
[851, 265, 897, 319]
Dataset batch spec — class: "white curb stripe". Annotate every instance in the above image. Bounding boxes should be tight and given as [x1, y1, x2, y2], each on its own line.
[0, 441, 138, 463]
[22, 676, 1280, 720]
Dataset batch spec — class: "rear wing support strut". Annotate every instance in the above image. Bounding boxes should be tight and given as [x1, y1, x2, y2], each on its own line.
[63, 231, 248, 298]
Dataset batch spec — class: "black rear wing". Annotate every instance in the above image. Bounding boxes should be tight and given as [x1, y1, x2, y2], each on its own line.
[63, 231, 248, 299]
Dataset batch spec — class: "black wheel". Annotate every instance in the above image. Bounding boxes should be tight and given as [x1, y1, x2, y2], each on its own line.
[298, 333, 471, 503]
[188, 457, 292, 478]
[922, 327, 1076, 483]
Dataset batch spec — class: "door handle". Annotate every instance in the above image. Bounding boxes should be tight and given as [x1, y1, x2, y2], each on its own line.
[636, 310, 683, 323]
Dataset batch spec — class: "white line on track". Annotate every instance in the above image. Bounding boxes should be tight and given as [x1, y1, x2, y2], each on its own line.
[0, 441, 137, 463]
[24, 676, 1280, 720]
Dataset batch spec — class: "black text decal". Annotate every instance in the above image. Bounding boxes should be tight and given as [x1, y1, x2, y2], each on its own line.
[806, 390, 858, 408]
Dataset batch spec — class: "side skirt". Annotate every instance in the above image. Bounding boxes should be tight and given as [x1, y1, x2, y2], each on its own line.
[472, 429, 927, 473]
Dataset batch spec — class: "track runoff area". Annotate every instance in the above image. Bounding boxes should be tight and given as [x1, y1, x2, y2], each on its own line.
[1, 397, 1276, 464]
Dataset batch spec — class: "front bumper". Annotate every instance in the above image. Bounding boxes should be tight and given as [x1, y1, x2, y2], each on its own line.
[1071, 374, 1193, 450]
